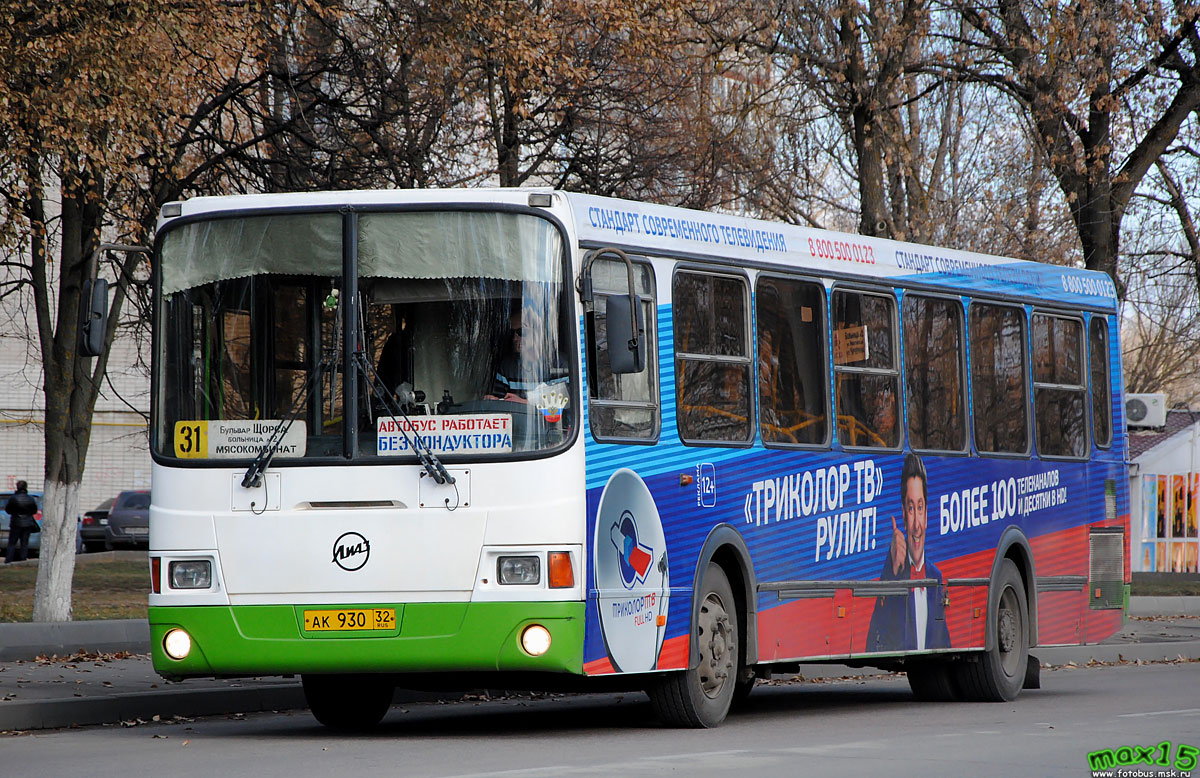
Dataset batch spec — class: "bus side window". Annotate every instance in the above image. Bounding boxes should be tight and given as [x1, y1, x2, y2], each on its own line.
[1090, 317, 1113, 448]
[587, 258, 659, 441]
[903, 294, 967, 452]
[969, 302, 1030, 455]
[756, 276, 829, 446]
[1032, 313, 1088, 458]
[832, 288, 900, 448]
[674, 270, 753, 445]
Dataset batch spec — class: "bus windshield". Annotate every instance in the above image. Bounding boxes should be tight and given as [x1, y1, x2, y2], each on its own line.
[153, 209, 574, 463]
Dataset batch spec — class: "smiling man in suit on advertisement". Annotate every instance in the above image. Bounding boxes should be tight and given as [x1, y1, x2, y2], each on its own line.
[866, 453, 951, 652]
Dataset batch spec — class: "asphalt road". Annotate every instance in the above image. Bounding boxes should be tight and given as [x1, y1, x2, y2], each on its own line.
[2, 661, 1197, 778]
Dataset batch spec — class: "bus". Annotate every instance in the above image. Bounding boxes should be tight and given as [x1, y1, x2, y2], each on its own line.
[145, 188, 1128, 729]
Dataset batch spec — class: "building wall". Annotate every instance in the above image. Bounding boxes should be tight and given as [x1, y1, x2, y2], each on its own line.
[1, 266, 151, 513]
[0, 411, 151, 509]
[1130, 426, 1200, 573]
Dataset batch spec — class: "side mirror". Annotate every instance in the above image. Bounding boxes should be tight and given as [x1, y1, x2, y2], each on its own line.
[580, 247, 646, 375]
[78, 278, 109, 357]
[606, 293, 645, 374]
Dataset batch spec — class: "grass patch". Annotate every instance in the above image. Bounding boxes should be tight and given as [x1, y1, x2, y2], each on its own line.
[0, 559, 149, 622]
[1131, 578, 1200, 597]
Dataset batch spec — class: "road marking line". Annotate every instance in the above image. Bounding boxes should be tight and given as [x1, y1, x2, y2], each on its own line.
[1118, 708, 1200, 718]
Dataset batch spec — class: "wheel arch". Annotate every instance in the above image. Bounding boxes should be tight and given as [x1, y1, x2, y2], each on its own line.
[986, 526, 1037, 651]
[688, 524, 758, 671]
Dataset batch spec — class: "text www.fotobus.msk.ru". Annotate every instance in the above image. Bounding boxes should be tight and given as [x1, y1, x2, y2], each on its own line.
[1088, 739, 1198, 776]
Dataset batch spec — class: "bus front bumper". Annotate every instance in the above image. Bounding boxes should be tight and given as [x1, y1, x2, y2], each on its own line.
[149, 601, 585, 678]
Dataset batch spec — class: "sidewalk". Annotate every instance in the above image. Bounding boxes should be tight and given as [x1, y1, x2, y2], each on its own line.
[1, 598, 1197, 733]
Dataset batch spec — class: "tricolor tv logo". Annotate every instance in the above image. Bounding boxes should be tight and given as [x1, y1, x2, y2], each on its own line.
[610, 511, 653, 589]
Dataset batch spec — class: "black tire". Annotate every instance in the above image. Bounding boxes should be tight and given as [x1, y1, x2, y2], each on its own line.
[731, 667, 757, 708]
[302, 673, 394, 731]
[906, 661, 959, 701]
[647, 563, 739, 728]
[955, 559, 1029, 702]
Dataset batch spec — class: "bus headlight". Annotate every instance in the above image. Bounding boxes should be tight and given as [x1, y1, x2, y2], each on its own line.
[163, 628, 192, 660]
[498, 556, 540, 585]
[521, 624, 551, 656]
[169, 560, 212, 589]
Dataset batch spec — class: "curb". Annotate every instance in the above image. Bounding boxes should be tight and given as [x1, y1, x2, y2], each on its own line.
[1036, 640, 1200, 665]
[0, 619, 150, 662]
[1128, 596, 1200, 617]
[0, 684, 307, 732]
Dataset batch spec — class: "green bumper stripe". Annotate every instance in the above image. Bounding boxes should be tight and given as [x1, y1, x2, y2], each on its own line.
[149, 602, 585, 677]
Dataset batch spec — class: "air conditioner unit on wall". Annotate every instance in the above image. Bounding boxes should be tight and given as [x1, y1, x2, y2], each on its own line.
[1126, 393, 1167, 428]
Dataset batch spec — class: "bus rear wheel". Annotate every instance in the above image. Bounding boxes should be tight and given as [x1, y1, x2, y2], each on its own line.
[647, 563, 739, 728]
[955, 560, 1029, 702]
[302, 673, 394, 730]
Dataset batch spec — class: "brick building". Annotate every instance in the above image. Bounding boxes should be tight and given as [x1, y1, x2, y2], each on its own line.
[0, 277, 150, 513]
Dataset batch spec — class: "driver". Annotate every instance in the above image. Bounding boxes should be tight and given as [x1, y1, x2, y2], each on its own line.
[489, 307, 568, 402]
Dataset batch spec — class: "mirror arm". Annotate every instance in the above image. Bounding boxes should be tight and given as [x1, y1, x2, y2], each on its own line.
[79, 243, 150, 358]
[94, 243, 151, 285]
[581, 247, 639, 350]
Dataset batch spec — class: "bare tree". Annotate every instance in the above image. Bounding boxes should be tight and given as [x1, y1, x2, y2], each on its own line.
[1122, 270, 1200, 404]
[768, 0, 933, 237]
[760, 1, 1083, 264]
[0, 0, 250, 621]
[949, 0, 1200, 295]
[1120, 114, 1200, 403]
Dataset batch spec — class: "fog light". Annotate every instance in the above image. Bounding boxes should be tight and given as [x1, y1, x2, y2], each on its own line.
[521, 624, 551, 656]
[169, 560, 212, 589]
[163, 628, 192, 660]
[498, 556, 540, 585]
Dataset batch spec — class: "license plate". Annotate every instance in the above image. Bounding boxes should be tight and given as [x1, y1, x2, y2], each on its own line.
[303, 608, 396, 632]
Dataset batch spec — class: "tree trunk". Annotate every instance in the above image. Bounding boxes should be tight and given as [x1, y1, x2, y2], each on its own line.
[32, 481, 82, 621]
[854, 103, 889, 238]
[837, 6, 889, 238]
[31, 159, 109, 622]
[1073, 181, 1122, 295]
[497, 80, 521, 188]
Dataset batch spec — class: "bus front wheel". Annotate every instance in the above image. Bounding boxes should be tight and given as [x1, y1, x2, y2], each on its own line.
[647, 563, 739, 728]
[302, 673, 394, 730]
[955, 559, 1029, 702]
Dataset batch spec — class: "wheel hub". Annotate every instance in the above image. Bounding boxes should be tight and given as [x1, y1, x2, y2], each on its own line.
[998, 606, 1016, 654]
[698, 593, 734, 699]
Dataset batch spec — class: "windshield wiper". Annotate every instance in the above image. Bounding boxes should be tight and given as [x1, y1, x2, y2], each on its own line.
[355, 352, 455, 486]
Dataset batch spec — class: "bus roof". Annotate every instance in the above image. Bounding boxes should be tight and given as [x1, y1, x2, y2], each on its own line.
[158, 188, 1118, 310]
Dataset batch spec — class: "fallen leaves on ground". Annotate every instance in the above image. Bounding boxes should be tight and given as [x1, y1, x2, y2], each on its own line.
[34, 650, 146, 665]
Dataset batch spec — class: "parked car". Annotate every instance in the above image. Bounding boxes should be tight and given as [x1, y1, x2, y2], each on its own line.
[79, 496, 117, 553]
[0, 489, 44, 557]
[104, 490, 150, 550]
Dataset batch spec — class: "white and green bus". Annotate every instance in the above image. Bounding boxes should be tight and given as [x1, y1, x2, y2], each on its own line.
[147, 188, 1128, 729]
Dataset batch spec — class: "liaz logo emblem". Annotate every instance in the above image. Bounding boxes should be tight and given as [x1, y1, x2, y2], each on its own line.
[332, 532, 370, 571]
[609, 510, 654, 589]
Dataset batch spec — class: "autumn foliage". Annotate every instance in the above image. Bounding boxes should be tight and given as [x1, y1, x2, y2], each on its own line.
[0, 1, 1198, 619]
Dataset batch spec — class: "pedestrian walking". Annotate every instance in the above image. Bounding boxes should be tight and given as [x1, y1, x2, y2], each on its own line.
[5, 480, 38, 563]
